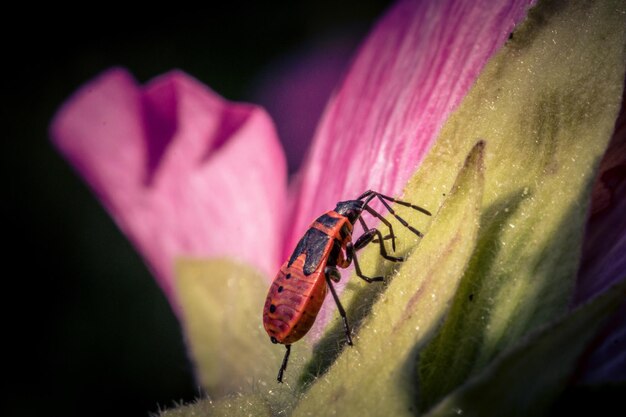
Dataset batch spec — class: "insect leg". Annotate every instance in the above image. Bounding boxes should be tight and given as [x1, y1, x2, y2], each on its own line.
[277, 344, 291, 383]
[362, 206, 397, 251]
[374, 192, 432, 216]
[373, 196, 425, 238]
[359, 217, 388, 244]
[327, 264, 342, 282]
[359, 190, 430, 238]
[354, 228, 403, 262]
[357, 190, 431, 216]
[346, 242, 385, 283]
[353, 228, 377, 250]
[325, 268, 353, 346]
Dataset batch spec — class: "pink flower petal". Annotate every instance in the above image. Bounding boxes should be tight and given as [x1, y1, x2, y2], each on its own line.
[51, 68, 287, 311]
[249, 33, 361, 174]
[287, 0, 533, 255]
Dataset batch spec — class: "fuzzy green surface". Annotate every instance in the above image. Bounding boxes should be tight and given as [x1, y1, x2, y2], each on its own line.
[416, 0, 625, 409]
[161, 393, 271, 417]
[424, 278, 626, 417]
[174, 258, 310, 405]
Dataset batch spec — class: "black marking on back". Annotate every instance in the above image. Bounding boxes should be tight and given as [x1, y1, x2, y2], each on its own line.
[328, 239, 342, 267]
[288, 228, 331, 275]
[317, 213, 340, 228]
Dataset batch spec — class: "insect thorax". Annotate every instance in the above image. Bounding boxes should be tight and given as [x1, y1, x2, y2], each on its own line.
[334, 200, 364, 224]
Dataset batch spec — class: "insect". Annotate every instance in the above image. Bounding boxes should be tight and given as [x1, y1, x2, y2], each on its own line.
[262, 190, 431, 382]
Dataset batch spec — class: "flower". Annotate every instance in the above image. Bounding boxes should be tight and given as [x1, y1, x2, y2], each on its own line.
[50, 0, 625, 415]
[51, 70, 287, 313]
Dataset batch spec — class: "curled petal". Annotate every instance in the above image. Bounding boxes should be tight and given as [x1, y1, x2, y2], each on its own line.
[287, 0, 533, 255]
[51, 69, 286, 311]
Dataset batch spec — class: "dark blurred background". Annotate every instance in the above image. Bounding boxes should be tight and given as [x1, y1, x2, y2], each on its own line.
[4, 2, 391, 416]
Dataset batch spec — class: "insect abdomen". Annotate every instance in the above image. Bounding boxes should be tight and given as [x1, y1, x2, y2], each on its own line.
[263, 255, 328, 344]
